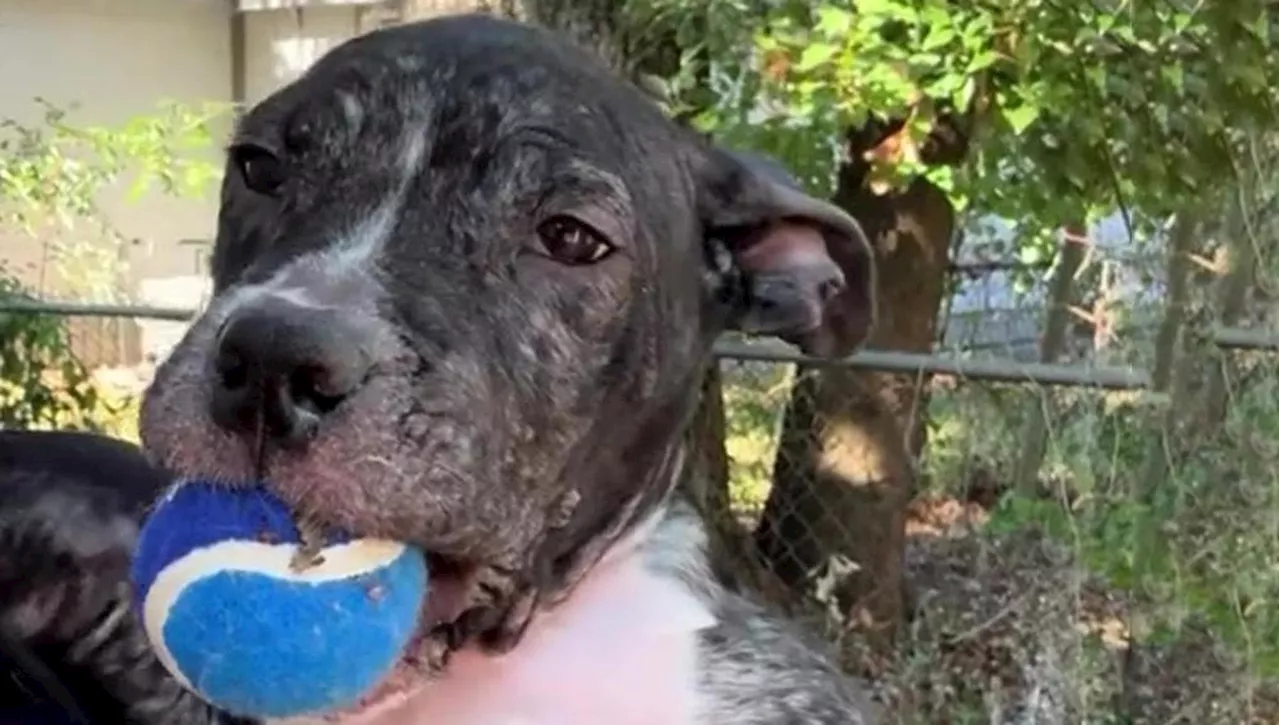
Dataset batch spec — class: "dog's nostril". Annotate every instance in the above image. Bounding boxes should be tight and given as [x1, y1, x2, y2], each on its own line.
[818, 278, 844, 303]
[208, 299, 374, 447]
[216, 351, 249, 390]
[289, 366, 348, 416]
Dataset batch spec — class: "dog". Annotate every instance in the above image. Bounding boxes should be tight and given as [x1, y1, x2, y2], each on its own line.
[5, 13, 880, 724]
[0, 430, 254, 724]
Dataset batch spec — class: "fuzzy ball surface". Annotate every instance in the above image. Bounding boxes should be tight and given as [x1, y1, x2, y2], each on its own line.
[130, 481, 428, 719]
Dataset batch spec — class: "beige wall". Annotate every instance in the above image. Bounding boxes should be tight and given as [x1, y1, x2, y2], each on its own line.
[0, 0, 231, 295]
[0, 0, 375, 364]
[243, 5, 373, 105]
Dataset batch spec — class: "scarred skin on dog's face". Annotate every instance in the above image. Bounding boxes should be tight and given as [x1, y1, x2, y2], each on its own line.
[145, 17, 705, 552]
[141, 14, 874, 660]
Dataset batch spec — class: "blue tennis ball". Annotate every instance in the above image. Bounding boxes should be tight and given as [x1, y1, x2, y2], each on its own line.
[130, 481, 428, 719]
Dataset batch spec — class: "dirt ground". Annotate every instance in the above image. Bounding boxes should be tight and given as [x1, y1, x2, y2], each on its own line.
[851, 497, 1280, 725]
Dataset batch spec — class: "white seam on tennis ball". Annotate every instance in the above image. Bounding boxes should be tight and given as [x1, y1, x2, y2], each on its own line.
[142, 538, 413, 693]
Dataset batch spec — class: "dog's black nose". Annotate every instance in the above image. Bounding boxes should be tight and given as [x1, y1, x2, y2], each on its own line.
[209, 296, 371, 448]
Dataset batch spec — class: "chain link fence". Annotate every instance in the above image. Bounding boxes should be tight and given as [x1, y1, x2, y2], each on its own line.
[690, 231, 1279, 722]
[1, 228, 1277, 723]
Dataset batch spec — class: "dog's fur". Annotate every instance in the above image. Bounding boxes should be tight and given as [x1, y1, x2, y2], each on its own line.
[0, 430, 253, 724]
[2, 14, 879, 724]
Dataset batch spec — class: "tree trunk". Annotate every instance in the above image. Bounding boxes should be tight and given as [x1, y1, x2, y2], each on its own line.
[1012, 223, 1089, 493]
[754, 138, 956, 650]
[1202, 178, 1255, 430]
[681, 362, 766, 589]
[1137, 213, 1201, 499]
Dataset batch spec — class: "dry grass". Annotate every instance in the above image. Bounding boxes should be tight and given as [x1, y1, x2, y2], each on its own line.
[877, 499, 1277, 725]
[717, 350, 1279, 725]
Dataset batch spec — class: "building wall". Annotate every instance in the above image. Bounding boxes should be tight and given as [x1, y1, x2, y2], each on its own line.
[0, 0, 231, 296]
[243, 5, 372, 105]
[0, 0, 375, 364]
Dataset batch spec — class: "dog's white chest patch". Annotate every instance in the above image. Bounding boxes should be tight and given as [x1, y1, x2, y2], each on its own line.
[348, 548, 714, 725]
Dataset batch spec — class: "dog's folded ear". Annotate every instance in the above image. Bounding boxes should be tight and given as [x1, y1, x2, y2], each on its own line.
[698, 147, 877, 358]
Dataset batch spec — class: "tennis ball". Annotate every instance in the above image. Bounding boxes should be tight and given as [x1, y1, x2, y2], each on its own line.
[130, 481, 428, 719]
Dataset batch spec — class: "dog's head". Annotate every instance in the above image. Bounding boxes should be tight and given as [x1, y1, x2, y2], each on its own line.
[141, 12, 874, 668]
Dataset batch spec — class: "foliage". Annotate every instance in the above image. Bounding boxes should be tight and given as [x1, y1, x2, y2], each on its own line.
[654, 0, 1279, 705]
[721, 358, 794, 511]
[970, 360, 1280, 680]
[0, 98, 224, 299]
[720, 344, 1278, 716]
[626, 0, 1279, 259]
[0, 100, 224, 431]
[0, 98, 222, 229]
[0, 276, 107, 430]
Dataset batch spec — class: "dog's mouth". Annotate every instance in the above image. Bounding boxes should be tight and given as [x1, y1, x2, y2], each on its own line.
[140, 304, 556, 719]
[352, 610, 440, 716]
[264, 552, 473, 723]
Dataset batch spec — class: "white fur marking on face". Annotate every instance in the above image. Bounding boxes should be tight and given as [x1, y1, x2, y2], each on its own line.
[339, 91, 365, 131]
[222, 126, 428, 313]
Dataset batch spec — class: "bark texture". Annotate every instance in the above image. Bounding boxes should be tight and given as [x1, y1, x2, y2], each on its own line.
[755, 129, 957, 649]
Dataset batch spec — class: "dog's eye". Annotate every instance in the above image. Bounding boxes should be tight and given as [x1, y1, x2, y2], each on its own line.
[536, 216, 614, 266]
[230, 144, 286, 196]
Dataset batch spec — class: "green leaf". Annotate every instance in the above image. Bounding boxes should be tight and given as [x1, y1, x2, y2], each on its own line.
[795, 42, 839, 73]
[1003, 103, 1040, 134]
[920, 24, 957, 52]
[966, 49, 1002, 73]
[1113, 24, 1137, 44]
[815, 6, 854, 36]
[1230, 62, 1270, 92]
[953, 75, 978, 110]
[854, 0, 902, 18]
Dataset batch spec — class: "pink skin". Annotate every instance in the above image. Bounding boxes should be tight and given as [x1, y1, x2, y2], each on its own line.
[271, 527, 713, 725]
[738, 221, 840, 332]
[736, 221, 831, 275]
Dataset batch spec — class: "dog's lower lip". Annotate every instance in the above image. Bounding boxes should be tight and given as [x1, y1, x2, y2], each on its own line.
[334, 616, 437, 720]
